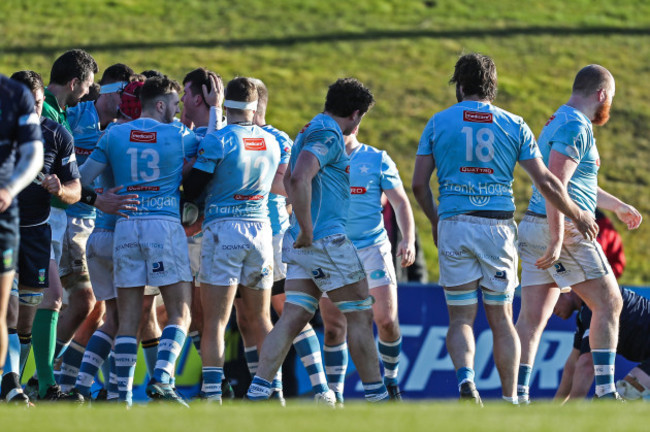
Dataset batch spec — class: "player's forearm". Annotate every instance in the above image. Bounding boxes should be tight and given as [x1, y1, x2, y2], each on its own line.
[596, 187, 624, 212]
[289, 178, 313, 234]
[536, 173, 582, 222]
[6, 141, 44, 198]
[392, 195, 416, 245]
[545, 199, 564, 242]
[58, 180, 81, 205]
[412, 184, 438, 227]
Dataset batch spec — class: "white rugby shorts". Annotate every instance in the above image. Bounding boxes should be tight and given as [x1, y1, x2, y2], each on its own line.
[357, 240, 396, 290]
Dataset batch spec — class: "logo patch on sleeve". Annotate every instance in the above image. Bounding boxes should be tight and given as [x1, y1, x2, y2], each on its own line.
[130, 130, 157, 143]
[243, 138, 266, 151]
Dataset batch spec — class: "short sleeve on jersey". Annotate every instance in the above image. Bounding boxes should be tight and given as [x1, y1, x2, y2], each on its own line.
[518, 122, 542, 161]
[193, 132, 225, 174]
[302, 129, 342, 168]
[549, 121, 588, 162]
[179, 124, 200, 159]
[380, 151, 402, 190]
[278, 136, 292, 165]
[416, 117, 435, 156]
[90, 133, 110, 165]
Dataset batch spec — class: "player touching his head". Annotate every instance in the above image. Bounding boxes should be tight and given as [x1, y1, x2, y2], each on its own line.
[412, 53, 598, 405]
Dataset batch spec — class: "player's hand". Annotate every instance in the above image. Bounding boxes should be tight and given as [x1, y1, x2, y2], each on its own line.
[536, 237, 563, 270]
[615, 202, 643, 230]
[95, 186, 140, 218]
[0, 188, 12, 213]
[573, 209, 599, 241]
[41, 174, 63, 198]
[397, 239, 416, 268]
[203, 74, 224, 108]
[294, 230, 313, 248]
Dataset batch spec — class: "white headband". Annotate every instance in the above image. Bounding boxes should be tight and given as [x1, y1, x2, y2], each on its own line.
[99, 81, 128, 94]
[223, 99, 258, 110]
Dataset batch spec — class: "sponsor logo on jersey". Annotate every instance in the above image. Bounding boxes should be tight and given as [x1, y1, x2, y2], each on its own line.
[75, 147, 93, 156]
[463, 111, 493, 123]
[299, 122, 311, 134]
[345, 165, 350, 173]
[130, 130, 157, 143]
[234, 194, 263, 201]
[460, 166, 494, 174]
[350, 186, 367, 194]
[243, 138, 266, 151]
[127, 185, 160, 191]
[94, 188, 104, 193]
[545, 115, 556, 126]
[152, 261, 165, 273]
[596, 158, 601, 167]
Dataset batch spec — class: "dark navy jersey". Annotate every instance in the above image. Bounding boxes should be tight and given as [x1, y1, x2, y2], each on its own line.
[574, 287, 650, 362]
[0, 75, 43, 211]
[18, 117, 79, 226]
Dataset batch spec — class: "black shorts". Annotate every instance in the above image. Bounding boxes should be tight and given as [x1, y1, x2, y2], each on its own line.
[0, 207, 19, 274]
[638, 359, 650, 376]
[18, 223, 51, 288]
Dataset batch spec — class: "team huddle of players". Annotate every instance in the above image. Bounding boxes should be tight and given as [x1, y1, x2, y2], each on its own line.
[0, 49, 645, 407]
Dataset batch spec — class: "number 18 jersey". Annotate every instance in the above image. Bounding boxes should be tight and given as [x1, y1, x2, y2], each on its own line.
[417, 101, 541, 220]
[91, 117, 200, 220]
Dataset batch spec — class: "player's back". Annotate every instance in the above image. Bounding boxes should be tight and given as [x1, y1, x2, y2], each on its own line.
[421, 101, 538, 219]
[199, 124, 280, 223]
[288, 113, 350, 240]
[98, 117, 198, 219]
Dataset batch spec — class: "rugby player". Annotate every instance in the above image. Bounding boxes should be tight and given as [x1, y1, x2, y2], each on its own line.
[411, 53, 598, 405]
[320, 126, 415, 403]
[234, 78, 331, 402]
[1, 71, 79, 403]
[28, 49, 96, 401]
[516, 65, 642, 403]
[553, 289, 650, 401]
[246, 78, 390, 403]
[80, 75, 217, 407]
[183, 77, 280, 404]
[0, 73, 44, 400]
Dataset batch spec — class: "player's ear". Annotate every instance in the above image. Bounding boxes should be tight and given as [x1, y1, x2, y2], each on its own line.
[69, 77, 80, 92]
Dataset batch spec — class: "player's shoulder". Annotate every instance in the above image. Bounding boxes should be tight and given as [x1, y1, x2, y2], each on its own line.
[41, 117, 73, 143]
[490, 104, 527, 126]
[0, 74, 29, 101]
[355, 143, 384, 158]
[262, 124, 293, 145]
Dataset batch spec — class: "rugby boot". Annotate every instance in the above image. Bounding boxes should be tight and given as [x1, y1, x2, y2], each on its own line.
[39, 384, 84, 403]
[595, 391, 626, 402]
[386, 383, 403, 401]
[314, 389, 337, 408]
[146, 380, 189, 407]
[459, 381, 483, 407]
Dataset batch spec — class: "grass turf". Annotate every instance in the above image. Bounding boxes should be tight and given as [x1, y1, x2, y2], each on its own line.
[0, 400, 647, 432]
[1, 0, 650, 283]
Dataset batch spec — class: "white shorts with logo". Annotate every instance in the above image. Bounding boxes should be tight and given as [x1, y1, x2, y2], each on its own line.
[437, 214, 518, 293]
[113, 218, 192, 288]
[283, 232, 366, 293]
[273, 233, 287, 282]
[49, 208, 67, 264]
[358, 240, 396, 290]
[199, 219, 274, 290]
[59, 216, 94, 278]
[187, 232, 203, 279]
[519, 213, 611, 289]
[86, 229, 116, 301]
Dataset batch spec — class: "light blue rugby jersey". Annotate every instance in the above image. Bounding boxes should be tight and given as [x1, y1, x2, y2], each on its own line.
[287, 113, 350, 241]
[90, 118, 199, 220]
[347, 144, 401, 249]
[93, 121, 118, 230]
[417, 101, 541, 220]
[262, 124, 293, 236]
[528, 105, 599, 215]
[67, 101, 101, 219]
[194, 124, 280, 224]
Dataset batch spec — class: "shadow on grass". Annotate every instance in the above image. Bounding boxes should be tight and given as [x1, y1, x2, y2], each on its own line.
[2, 26, 650, 55]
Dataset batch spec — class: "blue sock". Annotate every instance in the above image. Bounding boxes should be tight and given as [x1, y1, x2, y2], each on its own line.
[293, 329, 328, 394]
[456, 367, 475, 388]
[517, 364, 533, 401]
[107, 351, 118, 400]
[4, 329, 20, 376]
[201, 367, 223, 399]
[76, 331, 113, 398]
[323, 342, 348, 396]
[592, 349, 616, 397]
[59, 340, 85, 392]
[114, 336, 138, 405]
[272, 369, 283, 393]
[244, 346, 258, 377]
[363, 381, 389, 402]
[18, 333, 31, 378]
[153, 325, 186, 384]
[246, 376, 272, 400]
[141, 338, 160, 379]
[378, 337, 402, 386]
[189, 331, 201, 357]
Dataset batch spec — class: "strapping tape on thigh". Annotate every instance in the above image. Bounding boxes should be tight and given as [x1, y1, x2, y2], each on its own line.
[444, 289, 478, 306]
[482, 289, 514, 305]
[285, 291, 318, 314]
[334, 295, 375, 313]
[19, 289, 44, 306]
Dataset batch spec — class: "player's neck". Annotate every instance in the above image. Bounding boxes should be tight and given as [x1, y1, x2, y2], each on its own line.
[227, 112, 254, 125]
[45, 84, 69, 109]
[140, 109, 165, 123]
[461, 95, 490, 103]
[566, 95, 596, 121]
[345, 137, 360, 155]
[190, 109, 210, 128]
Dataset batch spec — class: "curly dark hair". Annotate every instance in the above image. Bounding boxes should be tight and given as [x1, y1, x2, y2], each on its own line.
[324, 78, 375, 117]
[449, 53, 497, 102]
[49, 49, 98, 86]
[11, 70, 44, 93]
